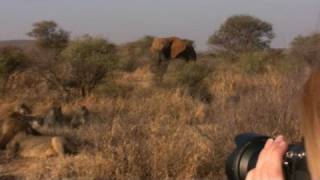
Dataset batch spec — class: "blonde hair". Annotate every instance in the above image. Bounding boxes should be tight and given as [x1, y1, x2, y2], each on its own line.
[302, 68, 320, 179]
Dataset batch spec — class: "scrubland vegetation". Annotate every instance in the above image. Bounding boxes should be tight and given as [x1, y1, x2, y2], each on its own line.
[0, 15, 319, 180]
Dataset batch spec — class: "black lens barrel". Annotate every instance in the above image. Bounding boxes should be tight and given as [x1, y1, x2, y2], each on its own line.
[226, 134, 268, 180]
[226, 134, 310, 180]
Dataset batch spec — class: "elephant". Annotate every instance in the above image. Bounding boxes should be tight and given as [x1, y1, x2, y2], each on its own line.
[150, 37, 197, 64]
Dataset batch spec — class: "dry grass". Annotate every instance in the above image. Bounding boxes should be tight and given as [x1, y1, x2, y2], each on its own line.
[0, 58, 310, 180]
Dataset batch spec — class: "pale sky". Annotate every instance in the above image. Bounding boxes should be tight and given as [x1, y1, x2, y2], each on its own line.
[1, 0, 320, 50]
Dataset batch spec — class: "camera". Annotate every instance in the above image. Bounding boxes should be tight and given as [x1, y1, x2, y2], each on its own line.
[226, 133, 310, 180]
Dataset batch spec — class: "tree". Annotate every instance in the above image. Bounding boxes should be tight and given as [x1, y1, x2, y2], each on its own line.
[27, 20, 70, 52]
[208, 15, 274, 53]
[61, 36, 118, 97]
[290, 33, 320, 65]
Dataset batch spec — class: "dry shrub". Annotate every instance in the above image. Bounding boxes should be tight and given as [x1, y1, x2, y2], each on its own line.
[290, 33, 320, 66]
[117, 36, 153, 72]
[0, 100, 17, 118]
[1, 89, 216, 180]
[116, 65, 154, 89]
[23, 154, 114, 180]
[206, 69, 307, 178]
[156, 60, 213, 103]
[0, 58, 310, 180]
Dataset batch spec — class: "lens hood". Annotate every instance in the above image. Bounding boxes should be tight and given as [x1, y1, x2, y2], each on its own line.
[226, 133, 269, 180]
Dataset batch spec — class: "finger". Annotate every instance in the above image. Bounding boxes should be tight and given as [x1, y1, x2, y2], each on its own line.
[274, 135, 284, 144]
[270, 140, 288, 168]
[266, 136, 286, 162]
[265, 137, 288, 179]
[270, 136, 288, 162]
[246, 169, 256, 180]
[250, 136, 288, 180]
[255, 138, 274, 170]
[264, 138, 274, 149]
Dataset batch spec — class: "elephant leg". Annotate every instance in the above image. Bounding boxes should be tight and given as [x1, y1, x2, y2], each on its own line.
[157, 54, 162, 65]
[191, 54, 197, 61]
[158, 52, 167, 65]
[189, 47, 197, 61]
[162, 45, 171, 60]
[182, 45, 197, 61]
[179, 51, 190, 62]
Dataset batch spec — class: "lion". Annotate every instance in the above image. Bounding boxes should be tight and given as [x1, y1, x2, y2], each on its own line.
[14, 103, 32, 115]
[6, 131, 75, 158]
[43, 105, 65, 127]
[0, 112, 41, 150]
[71, 105, 90, 128]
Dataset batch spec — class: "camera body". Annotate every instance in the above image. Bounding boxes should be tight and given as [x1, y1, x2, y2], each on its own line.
[226, 133, 310, 180]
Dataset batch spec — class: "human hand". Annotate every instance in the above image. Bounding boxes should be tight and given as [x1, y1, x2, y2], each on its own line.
[246, 135, 288, 180]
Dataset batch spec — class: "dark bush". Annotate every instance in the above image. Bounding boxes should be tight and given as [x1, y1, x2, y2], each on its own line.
[161, 61, 212, 102]
[117, 36, 154, 72]
[61, 36, 118, 97]
[290, 33, 320, 66]
[118, 57, 138, 72]
[124, 35, 154, 57]
[177, 62, 211, 87]
[0, 46, 27, 94]
[238, 52, 270, 74]
[95, 81, 134, 98]
[0, 46, 26, 78]
[236, 50, 300, 75]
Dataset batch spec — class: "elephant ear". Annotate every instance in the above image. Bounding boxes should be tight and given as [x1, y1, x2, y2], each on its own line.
[170, 39, 188, 59]
[150, 38, 167, 53]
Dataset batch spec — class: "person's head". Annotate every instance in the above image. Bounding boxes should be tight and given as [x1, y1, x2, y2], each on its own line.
[301, 67, 320, 179]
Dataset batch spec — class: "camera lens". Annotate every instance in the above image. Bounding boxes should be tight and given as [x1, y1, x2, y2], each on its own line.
[226, 134, 311, 180]
[226, 134, 269, 180]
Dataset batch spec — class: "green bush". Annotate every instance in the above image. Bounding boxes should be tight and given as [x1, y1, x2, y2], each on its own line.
[290, 33, 320, 65]
[94, 81, 134, 98]
[0, 46, 27, 95]
[161, 61, 184, 87]
[0, 46, 26, 80]
[162, 61, 212, 102]
[238, 52, 270, 74]
[125, 35, 154, 57]
[119, 36, 153, 59]
[117, 36, 154, 72]
[150, 61, 169, 85]
[177, 62, 211, 87]
[61, 36, 118, 97]
[118, 57, 138, 72]
[236, 51, 301, 74]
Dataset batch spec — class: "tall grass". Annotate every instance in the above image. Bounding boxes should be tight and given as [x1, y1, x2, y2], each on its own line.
[0, 54, 309, 179]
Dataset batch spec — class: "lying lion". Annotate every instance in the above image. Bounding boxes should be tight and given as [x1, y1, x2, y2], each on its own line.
[7, 132, 74, 158]
[0, 112, 41, 150]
